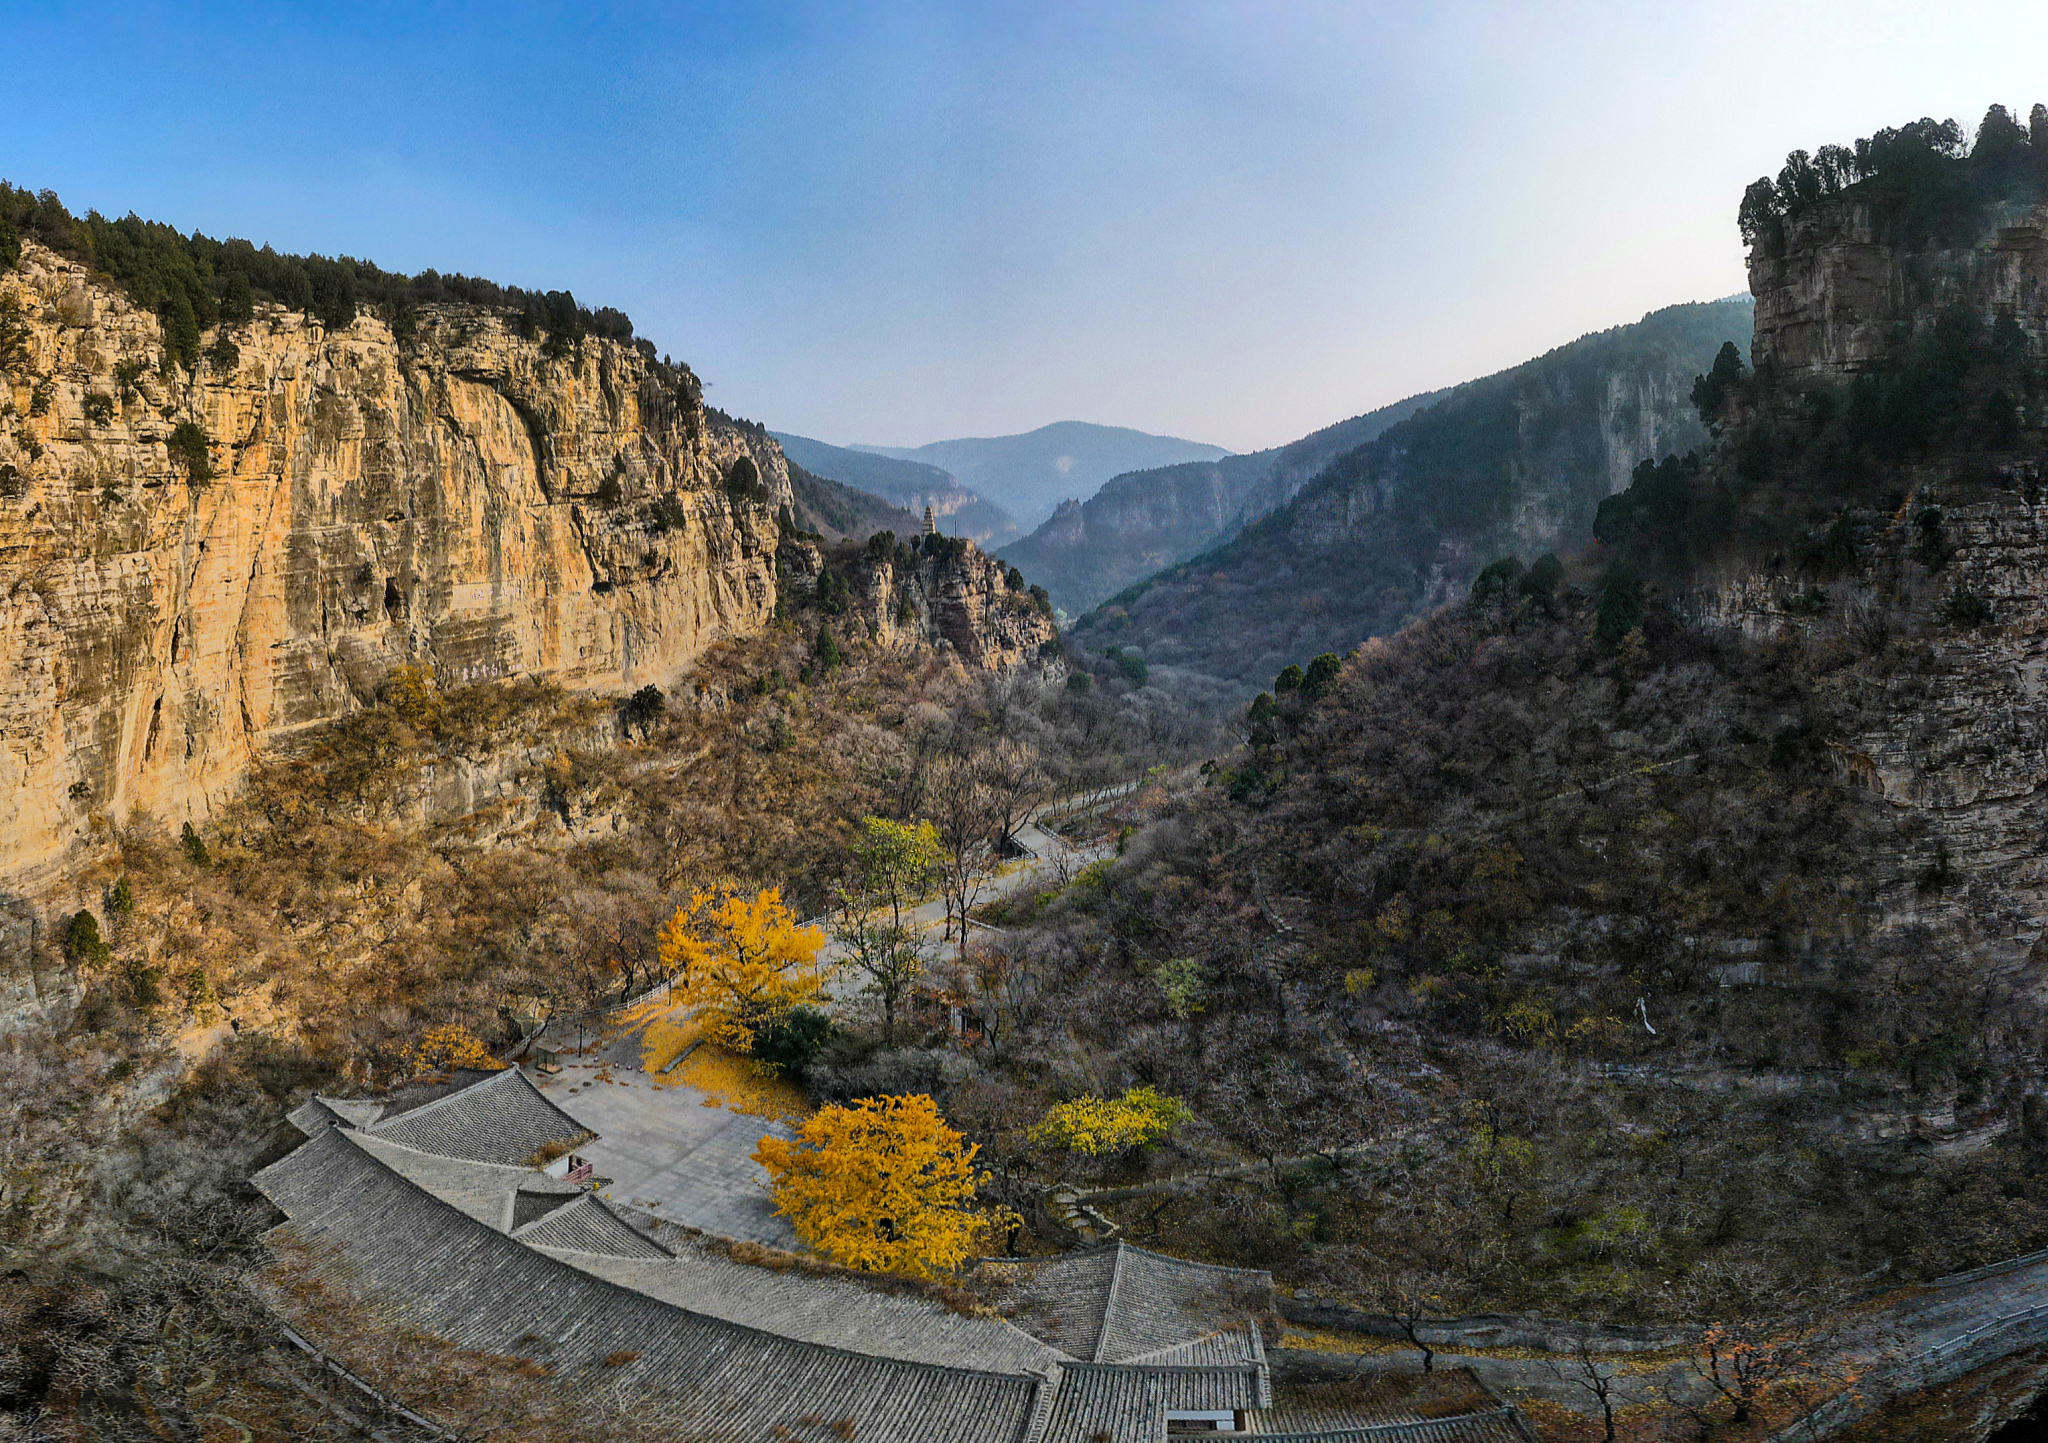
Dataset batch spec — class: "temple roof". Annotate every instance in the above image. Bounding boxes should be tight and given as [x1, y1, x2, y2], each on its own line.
[254, 1067, 1529, 1443]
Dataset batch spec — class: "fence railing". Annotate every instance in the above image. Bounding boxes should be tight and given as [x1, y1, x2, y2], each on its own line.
[1772, 1303, 2048, 1441]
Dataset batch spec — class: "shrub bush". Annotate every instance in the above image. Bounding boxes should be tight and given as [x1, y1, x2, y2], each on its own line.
[165, 421, 211, 484]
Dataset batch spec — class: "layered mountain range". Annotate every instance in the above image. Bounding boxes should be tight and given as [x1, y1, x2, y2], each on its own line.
[853, 420, 1230, 529]
[994, 385, 1454, 613]
[772, 430, 1019, 545]
[1069, 297, 1753, 686]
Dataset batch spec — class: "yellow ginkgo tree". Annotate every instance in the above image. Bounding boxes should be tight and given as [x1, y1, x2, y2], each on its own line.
[658, 887, 831, 1053]
[406, 1023, 506, 1075]
[753, 1093, 1015, 1278]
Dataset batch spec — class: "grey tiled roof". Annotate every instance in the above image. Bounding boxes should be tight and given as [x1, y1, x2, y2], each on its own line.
[1095, 1244, 1270, 1362]
[512, 1187, 577, 1230]
[253, 1127, 1046, 1443]
[254, 1068, 1520, 1443]
[563, 1245, 1066, 1375]
[1035, 1362, 1166, 1443]
[1120, 1328, 1262, 1369]
[1008, 1243, 1275, 1366]
[1009, 1247, 1120, 1355]
[516, 1194, 673, 1258]
[350, 1132, 551, 1227]
[363, 1066, 588, 1165]
[1243, 1406, 1538, 1443]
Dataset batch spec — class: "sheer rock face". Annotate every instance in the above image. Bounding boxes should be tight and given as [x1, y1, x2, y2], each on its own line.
[1687, 200, 2048, 993]
[780, 537, 1057, 669]
[1750, 196, 2048, 388]
[0, 243, 790, 894]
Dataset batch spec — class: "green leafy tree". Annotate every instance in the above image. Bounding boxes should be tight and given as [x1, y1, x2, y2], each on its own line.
[1594, 563, 1643, 651]
[752, 1005, 832, 1077]
[1522, 552, 1563, 601]
[1690, 341, 1747, 427]
[1303, 652, 1343, 699]
[834, 816, 943, 1040]
[180, 821, 211, 867]
[220, 271, 253, 323]
[63, 910, 111, 967]
[814, 624, 842, 672]
[166, 421, 212, 485]
[1469, 557, 1526, 608]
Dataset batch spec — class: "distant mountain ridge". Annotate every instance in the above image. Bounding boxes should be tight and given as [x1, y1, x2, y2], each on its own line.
[1072, 296, 1755, 687]
[770, 432, 1021, 546]
[851, 421, 1231, 529]
[785, 463, 923, 543]
[996, 385, 1455, 612]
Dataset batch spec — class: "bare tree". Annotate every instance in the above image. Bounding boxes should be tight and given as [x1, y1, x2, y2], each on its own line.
[1544, 1328, 1631, 1443]
[978, 737, 1050, 860]
[924, 757, 1000, 956]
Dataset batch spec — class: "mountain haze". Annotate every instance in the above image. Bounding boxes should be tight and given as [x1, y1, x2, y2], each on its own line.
[853, 420, 1230, 529]
[996, 384, 1456, 612]
[1075, 296, 1754, 686]
[772, 431, 1021, 545]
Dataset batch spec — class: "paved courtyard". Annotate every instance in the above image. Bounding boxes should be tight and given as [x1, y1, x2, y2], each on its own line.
[532, 1062, 798, 1248]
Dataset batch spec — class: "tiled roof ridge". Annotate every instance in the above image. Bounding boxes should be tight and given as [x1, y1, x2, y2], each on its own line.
[1063, 1359, 1257, 1376]
[1250, 1312, 1273, 1408]
[1116, 1323, 1262, 1367]
[1249, 1405, 1527, 1441]
[354, 1133, 546, 1173]
[1091, 1243, 1130, 1362]
[512, 1193, 677, 1258]
[1114, 1240, 1274, 1280]
[262, 1127, 1062, 1389]
[363, 1066, 583, 1145]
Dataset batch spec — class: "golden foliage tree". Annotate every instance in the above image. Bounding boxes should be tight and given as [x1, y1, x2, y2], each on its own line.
[658, 887, 830, 1052]
[753, 1094, 1012, 1278]
[1028, 1086, 1191, 1156]
[408, 1023, 506, 1074]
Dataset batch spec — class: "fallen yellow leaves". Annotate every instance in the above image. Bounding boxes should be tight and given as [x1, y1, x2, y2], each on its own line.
[656, 1042, 811, 1124]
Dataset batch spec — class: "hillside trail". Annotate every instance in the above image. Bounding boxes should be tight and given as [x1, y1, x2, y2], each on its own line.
[577, 786, 1132, 1067]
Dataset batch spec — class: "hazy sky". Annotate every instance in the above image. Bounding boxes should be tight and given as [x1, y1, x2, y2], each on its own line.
[12, 1, 2048, 451]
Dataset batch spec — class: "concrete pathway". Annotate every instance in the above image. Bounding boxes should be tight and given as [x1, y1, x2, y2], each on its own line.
[533, 1061, 798, 1248]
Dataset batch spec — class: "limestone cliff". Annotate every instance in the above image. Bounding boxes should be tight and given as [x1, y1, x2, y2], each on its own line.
[779, 532, 1058, 671]
[0, 241, 792, 895]
[1751, 194, 2048, 389]
[1677, 192, 2048, 1003]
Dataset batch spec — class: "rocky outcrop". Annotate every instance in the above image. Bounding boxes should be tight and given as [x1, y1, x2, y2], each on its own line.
[0, 242, 791, 896]
[1751, 196, 2048, 389]
[780, 534, 1058, 670]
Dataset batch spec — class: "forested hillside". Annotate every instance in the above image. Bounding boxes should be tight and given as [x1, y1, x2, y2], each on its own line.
[1073, 297, 1752, 688]
[787, 461, 922, 541]
[965, 107, 2048, 1329]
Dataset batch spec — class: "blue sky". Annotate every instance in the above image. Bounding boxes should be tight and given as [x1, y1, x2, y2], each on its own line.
[10, 1, 2048, 451]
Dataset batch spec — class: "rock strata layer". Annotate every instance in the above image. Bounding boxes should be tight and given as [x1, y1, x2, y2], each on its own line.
[0, 243, 790, 894]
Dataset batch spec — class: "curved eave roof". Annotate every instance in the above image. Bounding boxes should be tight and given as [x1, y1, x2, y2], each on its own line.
[253, 1127, 1045, 1443]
